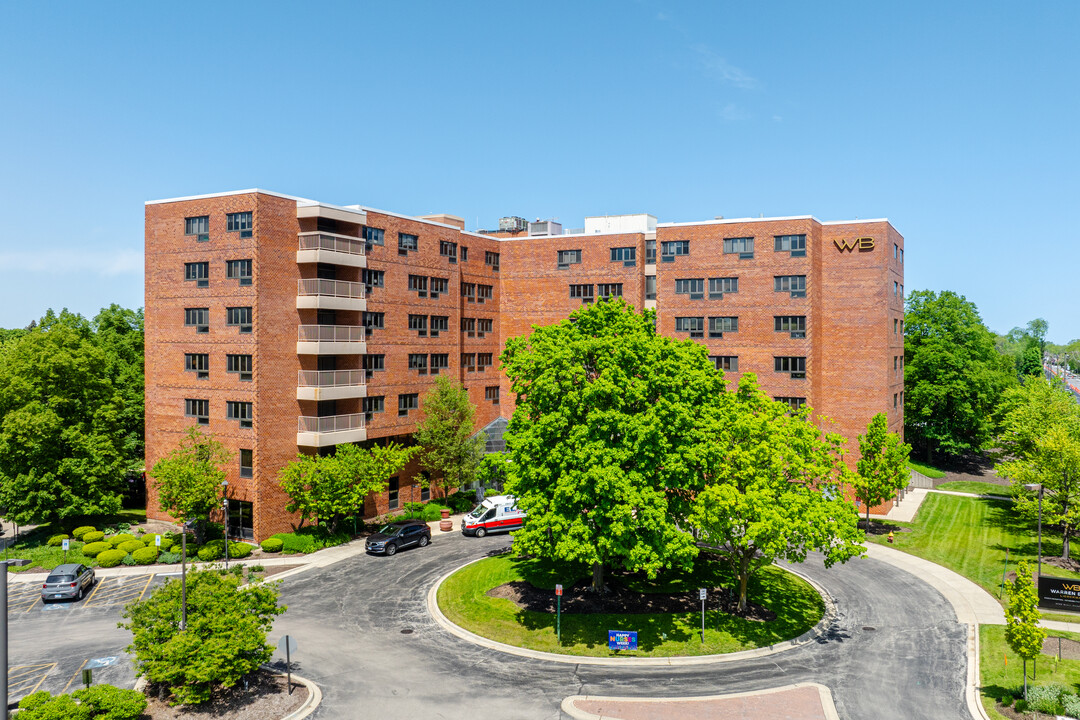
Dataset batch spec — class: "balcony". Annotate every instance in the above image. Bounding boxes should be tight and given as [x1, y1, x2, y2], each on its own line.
[296, 370, 368, 401]
[296, 278, 367, 312]
[297, 325, 366, 355]
[296, 232, 367, 269]
[297, 413, 366, 447]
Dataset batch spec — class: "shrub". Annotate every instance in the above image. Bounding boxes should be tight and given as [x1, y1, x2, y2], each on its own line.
[484, 488, 501, 498]
[97, 549, 127, 568]
[71, 526, 97, 541]
[229, 542, 254, 559]
[142, 534, 174, 551]
[108, 533, 137, 548]
[118, 540, 144, 554]
[1028, 684, 1066, 715]
[142, 533, 159, 546]
[46, 534, 70, 547]
[82, 530, 105, 544]
[136, 528, 145, 535]
[260, 538, 283, 553]
[115, 522, 131, 533]
[73, 684, 147, 719]
[446, 491, 478, 513]
[403, 501, 425, 519]
[121, 554, 136, 566]
[132, 547, 158, 565]
[1062, 692, 1080, 718]
[81, 542, 111, 558]
[197, 540, 225, 561]
[272, 532, 317, 554]
[16, 691, 83, 719]
[157, 551, 182, 564]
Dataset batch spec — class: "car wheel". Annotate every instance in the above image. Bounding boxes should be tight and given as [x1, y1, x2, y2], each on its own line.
[475, 527, 487, 538]
[385, 543, 397, 556]
[419, 535, 429, 547]
[76, 587, 83, 601]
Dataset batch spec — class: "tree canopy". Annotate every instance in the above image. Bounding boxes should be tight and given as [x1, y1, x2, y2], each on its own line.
[412, 377, 486, 497]
[851, 413, 911, 529]
[1004, 560, 1044, 700]
[149, 427, 230, 543]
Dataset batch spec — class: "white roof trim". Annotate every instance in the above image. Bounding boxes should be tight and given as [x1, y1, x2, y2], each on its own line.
[351, 205, 464, 231]
[491, 229, 645, 243]
[145, 188, 315, 206]
[820, 218, 889, 225]
[658, 215, 816, 228]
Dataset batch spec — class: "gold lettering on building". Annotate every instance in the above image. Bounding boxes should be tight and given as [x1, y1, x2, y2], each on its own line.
[834, 237, 875, 252]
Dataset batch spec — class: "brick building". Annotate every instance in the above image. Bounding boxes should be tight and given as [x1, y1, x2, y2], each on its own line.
[145, 190, 904, 540]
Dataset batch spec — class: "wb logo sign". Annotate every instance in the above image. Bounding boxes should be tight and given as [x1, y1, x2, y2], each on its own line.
[834, 237, 875, 252]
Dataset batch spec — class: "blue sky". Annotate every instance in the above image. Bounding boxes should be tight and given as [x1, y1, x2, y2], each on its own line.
[1, 1, 1076, 341]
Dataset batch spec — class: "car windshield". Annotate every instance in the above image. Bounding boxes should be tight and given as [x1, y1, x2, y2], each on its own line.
[377, 525, 401, 537]
[46, 575, 73, 584]
[468, 505, 488, 519]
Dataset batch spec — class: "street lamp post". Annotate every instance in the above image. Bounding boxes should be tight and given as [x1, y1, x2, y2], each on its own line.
[1024, 483, 1044, 581]
[222, 481, 230, 570]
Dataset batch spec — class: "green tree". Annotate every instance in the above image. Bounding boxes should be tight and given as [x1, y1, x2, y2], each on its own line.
[1004, 560, 1044, 700]
[1027, 318, 1049, 354]
[279, 441, 418, 530]
[851, 413, 911, 529]
[149, 427, 231, 543]
[688, 375, 865, 613]
[904, 290, 1016, 462]
[120, 570, 285, 706]
[413, 377, 486, 498]
[1018, 341, 1044, 377]
[501, 299, 726, 592]
[92, 305, 145, 475]
[996, 377, 1080, 461]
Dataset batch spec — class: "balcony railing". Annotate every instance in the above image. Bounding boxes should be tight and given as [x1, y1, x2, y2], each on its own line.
[297, 279, 365, 299]
[297, 370, 366, 388]
[297, 232, 366, 256]
[298, 413, 366, 434]
[298, 325, 365, 342]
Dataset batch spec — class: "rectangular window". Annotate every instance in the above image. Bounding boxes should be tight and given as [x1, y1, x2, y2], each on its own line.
[774, 275, 807, 297]
[775, 396, 806, 411]
[485, 386, 500, 404]
[709, 277, 738, 299]
[894, 356, 899, 371]
[900, 248, 904, 263]
[421, 483, 430, 502]
[461, 282, 476, 302]
[675, 317, 705, 338]
[399, 233, 419, 254]
[398, 394, 419, 417]
[900, 284, 904, 298]
[185, 262, 209, 288]
[900, 320, 904, 334]
[363, 354, 385, 377]
[645, 275, 656, 301]
[460, 246, 469, 262]
[362, 396, 384, 420]
[408, 275, 428, 297]
[185, 216, 210, 241]
[710, 355, 738, 372]
[660, 240, 689, 261]
[894, 281, 898, 296]
[239, 449, 253, 478]
[440, 241, 458, 262]
[894, 318, 899, 334]
[364, 227, 384, 246]
[185, 353, 209, 379]
[597, 283, 623, 300]
[894, 243, 898, 259]
[226, 401, 253, 428]
[430, 277, 449, 299]
[477, 284, 492, 303]
[409, 314, 428, 337]
[569, 284, 594, 303]
[462, 353, 476, 372]
[388, 477, 400, 509]
[708, 316, 738, 338]
[774, 234, 806, 256]
[900, 391, 904, 406]
[226, 306, 252, 333]
[227, 354, 252, 381]
[557, 249, 582, 268]
[461, 317, 476, 336]
[362, 269, 384, 288]
[610, 247, 636, 266]
[774, 356, 807, 378]
[645, 239, 656, 264]
[408, 353, 429, 374]
[185, 307, 209, 333]
[226, 212, 253, 238]
[477, 353, 493, 370]
[723, 237, 754, 258]
[477, 318, 493, 337]
[430, 315, 449, 338]
[894, 393, 898, 408]
[485, 251, 500, 270]
[675, 278, 705, 299]
[774, 315, 807, 338]
[185, 399, 209, 425]
[226, 259, 252, 286]
[430, 353, 449, 374]
[363, 312, 384, 333]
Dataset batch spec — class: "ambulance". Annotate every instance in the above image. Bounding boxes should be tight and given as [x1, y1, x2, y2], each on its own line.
[461, 495, 526, 537]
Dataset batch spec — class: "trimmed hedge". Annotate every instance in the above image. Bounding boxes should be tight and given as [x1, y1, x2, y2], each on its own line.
[108, 533, 137, 548]
[197, 540, 225, 561]
[260, 538, 283, 553]
[81, 541, 111, 557]
[229, 542, 254, 559]
[157, 551, 182, 564]
[82, 530, 105, 544]
[118, 540, 144, 554]
[97, 549, 127, 568]
[132, 547, 158, 565]
[142, 533, 160, 546]
[46, 534, 70, 547]
[272, 533, 317, 554]
[71, 526, 97, 541]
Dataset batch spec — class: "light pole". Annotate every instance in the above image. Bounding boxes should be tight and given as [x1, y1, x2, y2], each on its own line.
[222, 481, 230, 570]
[180, 519, 193, 631]
[1024, 483, 1044, 580]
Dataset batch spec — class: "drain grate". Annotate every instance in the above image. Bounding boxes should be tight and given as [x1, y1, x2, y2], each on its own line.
[400, 628, 414, 635]
[862, 626, 876, 631]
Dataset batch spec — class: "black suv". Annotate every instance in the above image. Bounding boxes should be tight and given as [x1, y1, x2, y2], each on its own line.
[365, 521, 431, 556]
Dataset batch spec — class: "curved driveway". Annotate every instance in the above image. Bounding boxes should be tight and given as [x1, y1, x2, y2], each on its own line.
[274, 532, 968, 720]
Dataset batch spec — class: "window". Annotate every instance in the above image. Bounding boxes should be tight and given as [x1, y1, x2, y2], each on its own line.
[398, 233, 419, 254]
[185, 399, 209, 425]
[363, 312, 384, 333]
[894, 356, 899, 371]
[408, 275, 428, 297]
[477, 284, 492, 303]
[710, 355, 738, 372]
[239, 449, 253, 478]
[364, 227, 384, 246]
[485, 386, 500, 404]
[185, 307, 209, 333]
[362, 396, 384, 420]
[597, 283, 622, 300]
[894, 318, 898, 335]
[462, 353, 476, 372]
[362, 269, 384, 288]
[900, 248, 904, 263]
[675, 317, 705, 338]
[708, 316, 738, 338]
[226, 212, 253, 238]
[774, 356, 806, 378]
[460, 246, 469, 262]
[645, 275, 656, 301]
[675, 278, 705, 299]
[226, 401, 253, 428]
[569, 284, 594, 303]
[900, 320, 904, 334]
[894, 243, 898, 259]
[775, 397, 807, 411]
[723, 237, 754, 258]
[477, 318, 493, 337]
[477, 353, 493, 370]
[894, 393, 898, 409]
[430, 277, 449, 299]
[485, 251, 500, 270]
[894, 281, 898, 296]
[409, 314, 428, 337]
[557, 249, 582, 268]
[430, 315, 449, 338]
[461, 318, 476, 336]
[610, 247, 636, 266]
[660, 240, 689, 261]
[430, 354, 449, 374]
[363, 354, 385, 377]
[774, 275, 807, 297]
[398, 394, 419, 417]
[185, 216, 209, 241]
[227, 354, 252, 381]
[775, 315, 806, 338]
[185, 353, 209, 379]
[900, 284, 904, 298]
[185, 262, 209, 288]
[645, 239, 656, 264]
[440, 241, 458, 262]
[900, 391, 904, 406]
[421, 482, 430, 502]
[461, 282, 476, 302]
[226, 306, 252, 333]
[775, 234, 806, 256]
[409, 353, 428, 374]
[226, 259, 252, 286]
[388, 477, 400, 509]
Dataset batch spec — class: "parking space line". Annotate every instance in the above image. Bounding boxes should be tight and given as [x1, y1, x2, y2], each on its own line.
[83, 575, 157, 609]
[61, 659, 88, 694]
[83, 577, 107, 605]
[8, 663, 55, 697]
[134, 575, 154, 603]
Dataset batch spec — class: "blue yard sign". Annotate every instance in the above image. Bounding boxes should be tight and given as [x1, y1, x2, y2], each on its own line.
[608, 630, 638, 651]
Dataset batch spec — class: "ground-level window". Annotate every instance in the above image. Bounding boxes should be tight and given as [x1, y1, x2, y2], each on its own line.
[227, 499, 254, 540]
[388, 478, 400, 510]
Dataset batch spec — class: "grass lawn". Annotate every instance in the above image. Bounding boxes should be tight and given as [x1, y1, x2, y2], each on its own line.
[908, 460, 947, 479]
[4, 509, 150, 573]
[937, 481, 1011, 495]
[980, 624, 1080, 719]
[437, 553, 824, 657]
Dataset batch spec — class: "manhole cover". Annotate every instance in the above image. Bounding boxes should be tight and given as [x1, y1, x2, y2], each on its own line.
[862, 626, 876, 631]
[400, 628, 414, 634]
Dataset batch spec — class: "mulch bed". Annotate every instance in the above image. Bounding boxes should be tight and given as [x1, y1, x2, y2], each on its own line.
[260, 564, 305, 579]
[142, 670, 306, 720]
[487, 578, 776, 621]
[931, 451, 1009, 488]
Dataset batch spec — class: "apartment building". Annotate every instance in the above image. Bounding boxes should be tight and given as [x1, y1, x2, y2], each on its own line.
[145, 190, 904, 540]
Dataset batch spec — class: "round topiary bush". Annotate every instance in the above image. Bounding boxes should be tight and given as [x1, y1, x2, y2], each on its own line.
[71, 526, 97, 541]
[229, 542, 254, 559]
[131, 547, 158, 565]
[142, 533, 159, 546]
[82, 530, 105, 544]
[260, 537, 283, 553]
[118, 540, 145, 554]
[81, 541, 111, 557]
[108, 533, 136, 548]
[97, 549, 127, 568]
[197, 541, 224, 561]
[46, 534, 70, 547]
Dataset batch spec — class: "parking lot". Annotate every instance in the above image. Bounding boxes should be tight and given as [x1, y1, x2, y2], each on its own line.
[9, 573, 169, 617]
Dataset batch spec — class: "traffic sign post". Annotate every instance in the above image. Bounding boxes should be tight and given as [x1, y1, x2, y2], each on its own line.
[82, 668, 92, 690]
[62, 538, 69, 563]
[555, 584, 563, 644]
[278, 635, 298, 694]
[699, 588, 707, 643]
[154, 535, 161, 548]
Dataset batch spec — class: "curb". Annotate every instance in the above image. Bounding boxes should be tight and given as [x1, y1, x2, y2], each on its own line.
[560, 682, 840, 720]
[133, 669, 322, 719]
[426, 556, 839, 667]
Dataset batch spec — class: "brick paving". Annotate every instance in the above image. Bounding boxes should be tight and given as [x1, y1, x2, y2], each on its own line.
[568, 684, 831, 720]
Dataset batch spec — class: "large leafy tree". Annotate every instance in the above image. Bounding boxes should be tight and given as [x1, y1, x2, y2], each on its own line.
[851, 413, 911, 529]
[904, 290, 1016, 462]
[501, 299, 725, 592]
[92, 305, 145, 475]
[688, 375, 865, 613]
[1004, 560, 1044, 700]
[413, 377, 486, 498]
[279, 441, 418, 530]
[996, 377, 1080, 461]
[149, 427, 231, 543]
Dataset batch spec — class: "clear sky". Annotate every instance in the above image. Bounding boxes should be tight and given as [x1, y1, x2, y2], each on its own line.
[1, 1, 1076, 341]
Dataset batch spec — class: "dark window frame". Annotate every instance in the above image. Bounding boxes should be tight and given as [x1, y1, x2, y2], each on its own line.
[398, 232, 419, 254]
[774, 234, 806, 257]
[226, 211, 253, 238]
[185, 398, 210, 425]
[226, 306, 253, 333]
[675, 316, 705, 338]
[184, 261, 210, 288]
[557, 249, 582, 269]
[226, 354, 253, 381]
[674, 278, 705, 300]
[185, 353, 209, 379]
[184, 307, 209, 333]
[226, 400, 253, 428]
[226, 259, 253, 286]
[708, 316, 738, 338]
[185, 216, 210, 240]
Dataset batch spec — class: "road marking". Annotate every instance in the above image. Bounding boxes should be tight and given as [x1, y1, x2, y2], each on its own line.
[83, 577, 107, 605]
[8, 662, 55, 697]
[83, 575, 156, 608]
[61, 659, 88, 694]
[134, 575, 153, 603]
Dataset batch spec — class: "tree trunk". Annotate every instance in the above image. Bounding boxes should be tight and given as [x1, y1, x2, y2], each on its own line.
[1023, 658, 1028, 700]
[194, 518, 207, 545]
[591, 562, 605, 593]
[866, 503, 871, 532]
[737, 555, 750, 614]
[1064, 503, 1071, 561]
